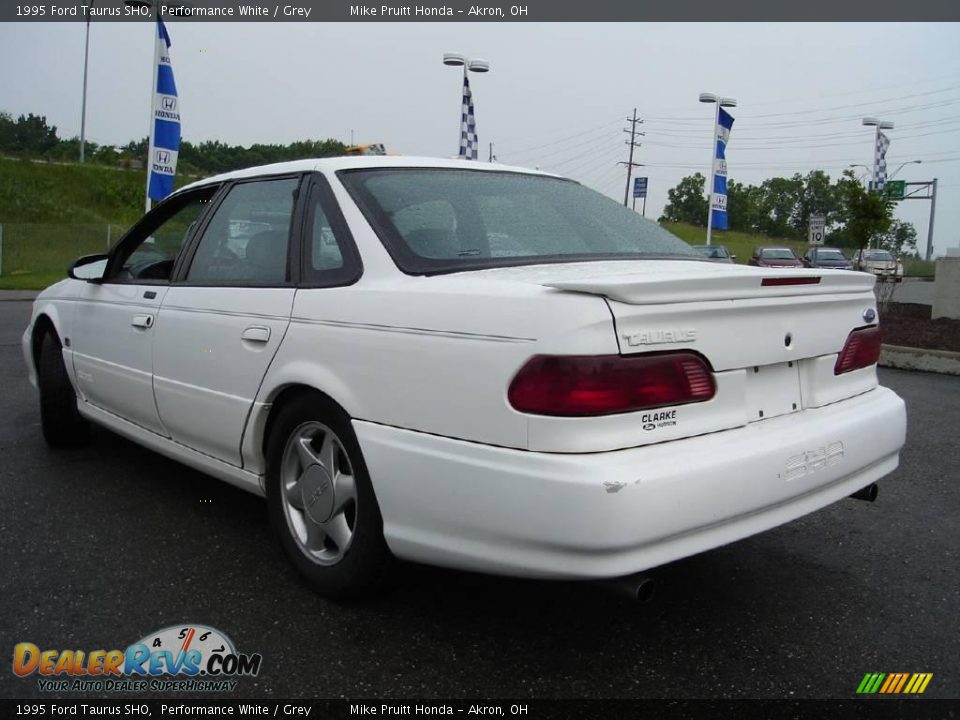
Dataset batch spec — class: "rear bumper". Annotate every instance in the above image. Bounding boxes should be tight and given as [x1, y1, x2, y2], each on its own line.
[355, 386, 906, 579]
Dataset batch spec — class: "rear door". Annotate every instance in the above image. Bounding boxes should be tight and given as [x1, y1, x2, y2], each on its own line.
[151, 175, 303, 466]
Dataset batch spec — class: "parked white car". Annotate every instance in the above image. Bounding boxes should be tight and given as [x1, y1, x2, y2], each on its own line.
[23, 157, 906, 598]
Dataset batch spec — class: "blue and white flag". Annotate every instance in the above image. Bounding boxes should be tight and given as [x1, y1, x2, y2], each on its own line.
[710, 107, 734, 230]
[458, 75, 478, 161]
[147, 19, 180, 202]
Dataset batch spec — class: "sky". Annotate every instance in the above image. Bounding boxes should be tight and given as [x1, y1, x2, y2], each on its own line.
[1, 21, 959, 256]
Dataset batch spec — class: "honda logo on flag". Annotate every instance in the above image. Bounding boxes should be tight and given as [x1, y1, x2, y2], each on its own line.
[162, 96, 177, 111]
[155, 150, 171, 164]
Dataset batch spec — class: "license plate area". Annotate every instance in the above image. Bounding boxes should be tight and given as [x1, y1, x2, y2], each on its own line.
[745, 361, 802, 422]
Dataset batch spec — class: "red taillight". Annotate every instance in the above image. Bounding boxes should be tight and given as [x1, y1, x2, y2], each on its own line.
[834, 325, 882, 375]
[507, 353, 716, 417]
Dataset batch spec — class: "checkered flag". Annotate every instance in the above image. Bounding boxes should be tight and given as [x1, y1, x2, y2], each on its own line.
[874, 131, 890, 191]
[459, 75, 478, 161]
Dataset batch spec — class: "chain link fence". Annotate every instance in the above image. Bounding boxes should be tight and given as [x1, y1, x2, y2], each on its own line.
[0, 223, 128, 286]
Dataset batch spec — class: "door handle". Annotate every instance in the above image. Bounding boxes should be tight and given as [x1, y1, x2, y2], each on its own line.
[241, 326, 271, 343]
[131, 314, 154, 329]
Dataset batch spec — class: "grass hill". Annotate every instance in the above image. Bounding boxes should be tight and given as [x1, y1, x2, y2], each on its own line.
[661, 222, 809, 263]
[0, 157, 200, 288]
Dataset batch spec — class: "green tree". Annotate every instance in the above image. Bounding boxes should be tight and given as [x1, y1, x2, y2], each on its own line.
[792, 170, 841, 236]
[835, 171, 895, 254]
[0, 111, 15, 151]
[12, 113, 59, 153]
[757, 176, 804, 238]
[660, 173, 708, 226]
[876, 219, 918, 258]
[727, 180, 765, 234]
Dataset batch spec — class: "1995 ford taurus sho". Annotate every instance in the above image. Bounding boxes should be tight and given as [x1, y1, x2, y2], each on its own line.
[23, 157, 906, 598]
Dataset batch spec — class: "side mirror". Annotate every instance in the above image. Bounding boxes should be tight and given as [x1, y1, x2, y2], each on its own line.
[730, 254, 737, 260]
[68, 253, 109, 282]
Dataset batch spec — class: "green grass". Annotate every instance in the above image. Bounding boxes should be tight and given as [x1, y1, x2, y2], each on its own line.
[902, 258, 936, 278]
[662, 222, 810, 264]
[0, 157, 149, 289]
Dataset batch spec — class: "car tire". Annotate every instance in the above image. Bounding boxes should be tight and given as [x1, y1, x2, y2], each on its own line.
[265, 394, 392, 599]
[37, 331, 90, 448]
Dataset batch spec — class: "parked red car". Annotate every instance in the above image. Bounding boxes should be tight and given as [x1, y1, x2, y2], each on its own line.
[749, 247, 803, 268]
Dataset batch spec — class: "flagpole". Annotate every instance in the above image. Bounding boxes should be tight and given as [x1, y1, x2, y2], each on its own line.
[705, 99, 719, 247]
[143, 18, 157, 213]
[700, 92, 737, 246]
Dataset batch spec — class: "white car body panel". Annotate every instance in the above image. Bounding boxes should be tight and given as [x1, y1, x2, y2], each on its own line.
[153, 286, 294, 465]
[22, 156, 907, 582]
[355, 386, 904, 579]
[71, 282, 170, 435]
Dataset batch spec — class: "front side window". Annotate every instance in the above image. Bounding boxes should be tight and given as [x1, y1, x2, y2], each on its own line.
[111, 188, 216, 282]
[186, 177, 299, 284]
[339, 169, 696, 274]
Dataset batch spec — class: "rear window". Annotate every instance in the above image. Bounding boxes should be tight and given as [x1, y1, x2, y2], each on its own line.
[694, 246, 728, 258]
[338, 168, 696, 274]
[865, 250, 895, 261]
[818, 249, 847, 260]
[760, 248, 796, 260]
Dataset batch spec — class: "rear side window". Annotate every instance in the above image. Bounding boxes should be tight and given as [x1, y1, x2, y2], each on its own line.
[338, 168, 695, 275]
[299, 175, 363, 287]
[186, 177, 299, 285]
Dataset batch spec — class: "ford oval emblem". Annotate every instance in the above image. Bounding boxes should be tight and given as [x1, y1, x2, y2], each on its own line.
[863, 308, 877, 323]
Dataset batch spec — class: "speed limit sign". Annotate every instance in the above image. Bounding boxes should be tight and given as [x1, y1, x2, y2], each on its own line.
[808, 215, 826, 245]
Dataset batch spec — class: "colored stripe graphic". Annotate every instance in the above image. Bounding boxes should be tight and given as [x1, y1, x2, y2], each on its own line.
[857, 672, 932, 694]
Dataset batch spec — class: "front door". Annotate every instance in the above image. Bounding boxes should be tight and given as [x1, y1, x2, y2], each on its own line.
[71, 188, 217, 435]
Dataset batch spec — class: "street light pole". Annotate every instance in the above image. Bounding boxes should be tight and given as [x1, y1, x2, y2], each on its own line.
[888, 159, 922, 180]
[79, 0, 96, 163]
[442, 52, 489, 159]
[700, 92, 737, 246]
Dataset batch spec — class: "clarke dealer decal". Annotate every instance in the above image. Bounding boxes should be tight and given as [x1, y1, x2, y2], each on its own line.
[12, 624, 262, 693]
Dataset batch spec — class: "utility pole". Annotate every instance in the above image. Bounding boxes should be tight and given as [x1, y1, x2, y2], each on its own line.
[489, 142, 496, 163]
[619, 108, 644, 207]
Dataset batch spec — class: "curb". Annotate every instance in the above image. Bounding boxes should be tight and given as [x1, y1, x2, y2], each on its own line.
[880, 344, 960, 376]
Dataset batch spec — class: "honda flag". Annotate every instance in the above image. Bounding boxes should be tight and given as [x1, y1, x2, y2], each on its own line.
[711, 107, 734, 230]
[147, 19, 180, 204]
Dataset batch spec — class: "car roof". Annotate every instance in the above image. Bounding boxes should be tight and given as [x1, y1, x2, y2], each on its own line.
[176, 155, 559, 195]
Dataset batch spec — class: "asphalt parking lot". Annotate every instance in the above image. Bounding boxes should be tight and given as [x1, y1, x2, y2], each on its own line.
[0, 299, 957, 700]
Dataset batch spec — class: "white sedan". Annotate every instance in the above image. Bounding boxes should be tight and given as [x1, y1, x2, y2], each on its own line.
[23, 156, 906, 598]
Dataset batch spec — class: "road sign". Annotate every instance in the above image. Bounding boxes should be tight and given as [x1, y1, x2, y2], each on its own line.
[885, 180, 906, 200]
[808, 215, 826, 245]
[633, 177, 648, 198]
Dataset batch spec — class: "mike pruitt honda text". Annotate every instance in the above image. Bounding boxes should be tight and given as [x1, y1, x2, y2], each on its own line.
[349, 5, 529, 16]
